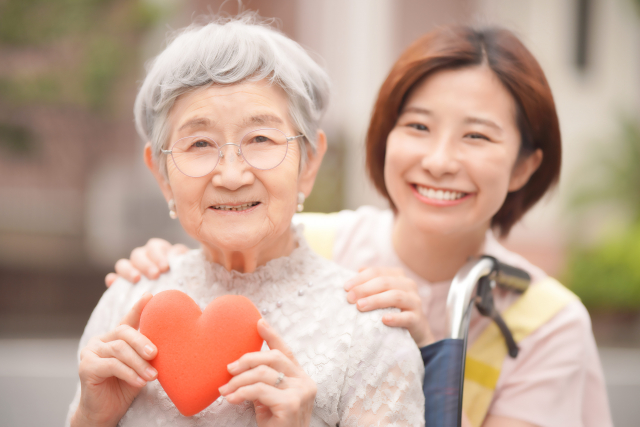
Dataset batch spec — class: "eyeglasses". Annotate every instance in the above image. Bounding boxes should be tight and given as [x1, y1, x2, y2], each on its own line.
[161, 128, 304, 178]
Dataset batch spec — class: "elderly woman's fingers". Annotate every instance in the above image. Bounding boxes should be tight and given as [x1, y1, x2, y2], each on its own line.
[346, 275, 416, 303]
[343, 266, 405, 291]
[102, 323, 157, 358]
[227, 348, 297, 379]
[91, 338, 158, 382]
[119, 293, 153, 330]
[79, 348, 148, 388]
[355, 288, 421, 313]
[114, 258, 142, 283]
[219, 364, 283, 396]
[224, 382, 286, 406]
[257, 319, 298, 364]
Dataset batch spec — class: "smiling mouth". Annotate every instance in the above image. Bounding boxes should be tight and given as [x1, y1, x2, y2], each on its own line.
[414, 184, 468, 201]
[211, 202, 260, 211]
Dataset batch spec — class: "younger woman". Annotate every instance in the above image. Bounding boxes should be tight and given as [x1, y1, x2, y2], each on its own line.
[110, 26, 612, 427]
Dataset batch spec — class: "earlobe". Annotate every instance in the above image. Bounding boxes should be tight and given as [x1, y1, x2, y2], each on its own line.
[508, 149, 543, 192]
[144, 142, 174, 203]
[298, 130, 327, 196]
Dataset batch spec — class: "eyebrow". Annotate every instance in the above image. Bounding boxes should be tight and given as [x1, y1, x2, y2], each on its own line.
[401, 106, 433, 116]
[177, 117, 213, 133]
[240, 114, 284, 128]
[177, 114, 285, 134]
[463, 117, 503, 132]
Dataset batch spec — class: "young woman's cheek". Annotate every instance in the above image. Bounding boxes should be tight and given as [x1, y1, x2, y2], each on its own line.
[469, 148, 516, 216]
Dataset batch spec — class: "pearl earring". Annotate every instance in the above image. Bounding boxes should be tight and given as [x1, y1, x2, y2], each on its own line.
[168, 199, 178, 219]
[297, 192, 305, 212]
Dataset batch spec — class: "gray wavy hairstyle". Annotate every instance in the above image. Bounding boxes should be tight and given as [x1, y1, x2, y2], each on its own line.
[134, 13, 331, 177]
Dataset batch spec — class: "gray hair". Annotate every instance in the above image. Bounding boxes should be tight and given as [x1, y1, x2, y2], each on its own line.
[134, 13, 331, 177]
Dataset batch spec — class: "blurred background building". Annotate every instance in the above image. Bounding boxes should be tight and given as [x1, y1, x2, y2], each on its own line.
[0, 0, 639, 426]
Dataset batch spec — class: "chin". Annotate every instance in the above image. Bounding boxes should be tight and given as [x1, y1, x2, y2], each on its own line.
[407, 210, 473, 237]
[209, 230, 263, 252]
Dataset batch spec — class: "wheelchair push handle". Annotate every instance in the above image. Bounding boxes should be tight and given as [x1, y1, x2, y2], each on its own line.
[488, 256, 531, 294]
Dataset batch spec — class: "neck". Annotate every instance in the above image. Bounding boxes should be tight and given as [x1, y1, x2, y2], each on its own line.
[392, 214, 489, 283]
[201, 226, 296, 273]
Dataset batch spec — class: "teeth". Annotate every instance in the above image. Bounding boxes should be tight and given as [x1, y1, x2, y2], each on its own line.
[212, 202, 259, 211]
[416, 185, 466, 201]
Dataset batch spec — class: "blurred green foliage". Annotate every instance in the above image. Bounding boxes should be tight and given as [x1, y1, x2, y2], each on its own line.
[564, 224, 640, 312]
[564, 119, 640, 312]
[0, 122, 37, 156]
[569, 118, 640, 221]
[0, 0, 168, 112]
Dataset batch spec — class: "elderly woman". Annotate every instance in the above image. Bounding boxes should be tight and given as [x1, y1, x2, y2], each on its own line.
[65, 15, 424, 427]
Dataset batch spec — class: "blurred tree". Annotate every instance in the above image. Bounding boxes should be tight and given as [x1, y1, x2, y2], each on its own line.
[0, 0, 167, 112]
[570, 118, 640, 221]
[564, 119, 640, 312]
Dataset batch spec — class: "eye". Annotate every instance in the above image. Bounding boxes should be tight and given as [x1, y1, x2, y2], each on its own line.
[192, 139, 212, 148]
[407, 123, 429, 131]
[247, 134, 274, 144]
[466, 132, 490, 141]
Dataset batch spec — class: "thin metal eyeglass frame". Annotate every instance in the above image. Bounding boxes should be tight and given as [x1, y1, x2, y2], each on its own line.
[161, 128, 304, 178]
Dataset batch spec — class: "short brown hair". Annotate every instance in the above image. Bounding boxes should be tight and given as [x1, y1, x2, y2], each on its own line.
[366, 26, 561, 236]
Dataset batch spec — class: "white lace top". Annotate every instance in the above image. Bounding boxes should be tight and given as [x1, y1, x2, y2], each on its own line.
[66, 227, 425, 427]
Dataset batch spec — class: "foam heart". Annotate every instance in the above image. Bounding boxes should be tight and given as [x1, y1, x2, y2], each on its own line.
[139, 290, 262, 416]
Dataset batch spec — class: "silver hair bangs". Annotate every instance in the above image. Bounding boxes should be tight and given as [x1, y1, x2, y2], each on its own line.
[134, 13, 331, 177]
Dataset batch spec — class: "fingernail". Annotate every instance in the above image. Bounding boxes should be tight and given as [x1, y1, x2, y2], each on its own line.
[149, 267, 158, 277]
[259, 319, 270, 329]
[357, 299, 368, 310]
[146, 367, 157, 380]
[344, 280, 354, 291]
[346, 291, 356, 303]
[218, 384, 228, 395]
[227, 361, 239, 373]
[136, 377, 146, 387]
[144, 345, 155, 356]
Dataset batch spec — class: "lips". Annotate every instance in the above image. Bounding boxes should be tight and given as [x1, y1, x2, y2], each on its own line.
[210, 202, 260, 212]
[414, 184, 468, 201]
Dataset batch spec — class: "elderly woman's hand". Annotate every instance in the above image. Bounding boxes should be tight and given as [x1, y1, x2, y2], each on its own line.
[219, 319, 316, 427]
[344, 267, 434, 347]
[71, 294, 158, 427]
[105, 239, 189, 287]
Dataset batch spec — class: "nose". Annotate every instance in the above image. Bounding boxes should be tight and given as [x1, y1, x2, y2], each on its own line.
[211, 143, 252, 191]
[420, 133, 460, 179]
[218, 143, 242, 164]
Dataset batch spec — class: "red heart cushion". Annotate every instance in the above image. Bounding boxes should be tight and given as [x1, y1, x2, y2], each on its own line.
[139, 290, 262, 416]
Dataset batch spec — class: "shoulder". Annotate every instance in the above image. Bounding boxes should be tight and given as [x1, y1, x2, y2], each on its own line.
[79, 263, 186, 352]
[305, 252, 420, 355]
[490, 294, 610, 425]
[331, 206, 394, 269]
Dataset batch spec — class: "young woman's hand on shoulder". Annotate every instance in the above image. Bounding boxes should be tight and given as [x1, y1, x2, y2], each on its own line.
[344, 267, 434, 347]
[105, 239, 189, 287]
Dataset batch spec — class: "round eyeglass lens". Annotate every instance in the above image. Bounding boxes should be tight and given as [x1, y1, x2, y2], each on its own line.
[240, 129, 289, 170]
[170, 136, 220, 177]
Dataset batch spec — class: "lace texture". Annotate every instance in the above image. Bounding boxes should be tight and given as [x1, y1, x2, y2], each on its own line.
[66, 227, 425, 426]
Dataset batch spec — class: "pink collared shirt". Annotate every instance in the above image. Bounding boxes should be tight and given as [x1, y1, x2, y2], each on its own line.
[323, 205, 612, 427]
